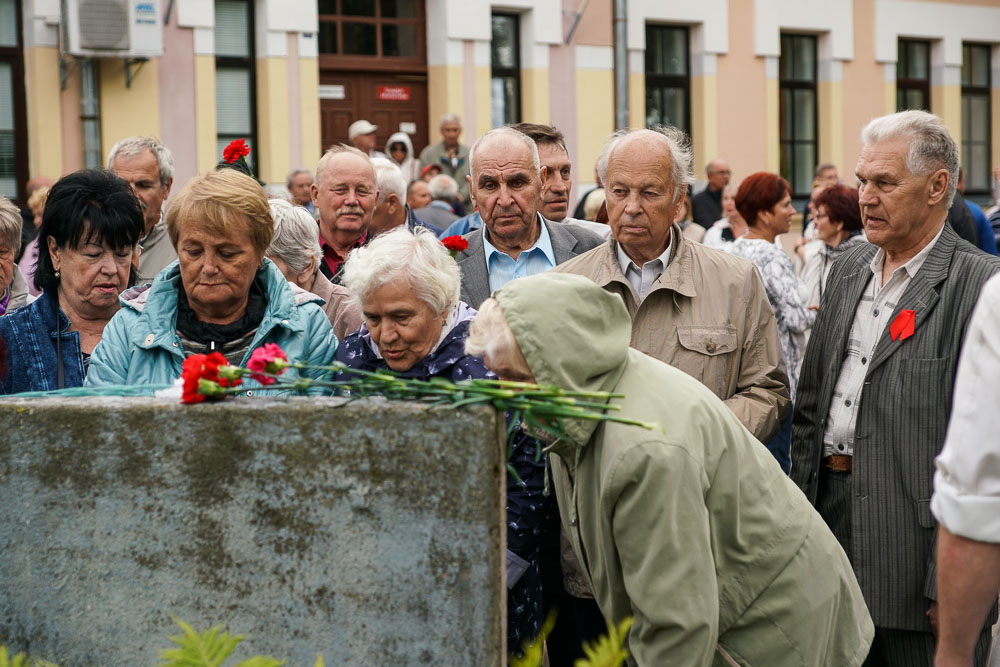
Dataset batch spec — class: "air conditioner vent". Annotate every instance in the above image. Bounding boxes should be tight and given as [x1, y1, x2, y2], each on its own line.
[78, 0, 129, 50]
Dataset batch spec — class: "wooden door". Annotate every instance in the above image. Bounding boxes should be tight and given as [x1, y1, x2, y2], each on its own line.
[320, 72, 428, 158]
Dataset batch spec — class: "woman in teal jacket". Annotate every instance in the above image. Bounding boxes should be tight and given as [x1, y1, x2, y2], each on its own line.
[86, 169, 337, 392]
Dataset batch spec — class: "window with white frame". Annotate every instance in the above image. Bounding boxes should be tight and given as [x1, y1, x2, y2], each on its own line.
[962, 43, 991, 195]
[897, 39, 930, 112]
[779, 34, 817, 197]
[644, 25, 689, 136]
[490, 13, 521, 128]
[215, 0, 257, 172]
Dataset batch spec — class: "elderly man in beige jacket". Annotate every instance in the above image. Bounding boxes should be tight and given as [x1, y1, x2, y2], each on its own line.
[553, 127, 789, 445]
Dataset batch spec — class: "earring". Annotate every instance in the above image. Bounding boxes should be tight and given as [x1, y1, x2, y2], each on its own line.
[54, 270, 61, 278]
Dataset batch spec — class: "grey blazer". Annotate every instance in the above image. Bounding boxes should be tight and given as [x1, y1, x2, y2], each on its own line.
[455, 216, 605, 308]
[791, 223, 1000, 631]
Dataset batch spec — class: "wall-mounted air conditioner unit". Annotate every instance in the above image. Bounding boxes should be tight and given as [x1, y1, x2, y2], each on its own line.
[61, 0, 163, 59]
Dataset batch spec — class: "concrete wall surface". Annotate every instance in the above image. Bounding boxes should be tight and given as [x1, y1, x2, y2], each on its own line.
[0, 397, 506, 665]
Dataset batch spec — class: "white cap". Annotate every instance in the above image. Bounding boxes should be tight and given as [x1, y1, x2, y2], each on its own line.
[348, 120, 378, 140]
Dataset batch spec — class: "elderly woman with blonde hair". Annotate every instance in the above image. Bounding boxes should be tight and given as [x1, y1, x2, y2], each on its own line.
[87, 169, 337, 392]
[334, 227, 553, 654]
[266, 199, 363, 340]
[0, 195, 31, 315]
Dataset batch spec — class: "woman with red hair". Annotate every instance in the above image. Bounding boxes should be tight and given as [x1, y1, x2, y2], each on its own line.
[799, 184, 867, 308]
[731, 172, 815, 472]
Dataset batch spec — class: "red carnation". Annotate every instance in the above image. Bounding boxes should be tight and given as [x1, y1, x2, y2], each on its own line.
[181, 351, 241, 404]
[247, 343, 289, 385]
[223, 139, 251, 164]
[441, 235, 468, 258]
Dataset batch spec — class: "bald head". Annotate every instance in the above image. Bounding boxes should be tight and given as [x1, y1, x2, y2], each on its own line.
[469, 128, 541, 184]
[604, 128, 693, 202]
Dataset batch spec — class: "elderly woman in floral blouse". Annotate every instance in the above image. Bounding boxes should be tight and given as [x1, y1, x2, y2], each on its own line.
[730, 172, 815, 473]
[335, 227, 552, 655]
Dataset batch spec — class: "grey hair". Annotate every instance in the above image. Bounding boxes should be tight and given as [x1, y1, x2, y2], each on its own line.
[371, 158, 407, 204]
[599, 126, 694, 201]
[286, 168, 312, 186]
[861, 110, 960, 208]
[266, 199, 322, 277]
[341, 226, 460, 316]
[263, 184, 294, 202]
[315, 144, 371, 185]
[440, 112, 461, 127]
[0, 195, 22, 251]
[107, 136, 174, 185]
[428, 174, 459, 201]
[469, 127, 541, 185]
[465, 297, 528, 373]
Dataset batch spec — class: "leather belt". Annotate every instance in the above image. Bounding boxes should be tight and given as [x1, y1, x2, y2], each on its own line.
[823, 455, 853, 473]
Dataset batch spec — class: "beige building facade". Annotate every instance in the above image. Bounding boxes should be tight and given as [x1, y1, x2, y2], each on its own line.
[2, 0, 998, 206]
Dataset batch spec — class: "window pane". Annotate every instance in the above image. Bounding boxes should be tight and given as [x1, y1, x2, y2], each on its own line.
[780, 88, 792, 139]
[382, 24, 416, 57]
[381, 0, 416, 18]
[646, 26, 686, 76]
[645, 88, 662, 127]
[318, 21, 338, 53]
[966, 144, 990, 191]
[342, 22, 376, 55]
[794, 142, 816, 194]
[491, 77, 518, 128]
[780, 35, 793, 80]
[0, 62, 14, 198]
[909, 42, 929, 79]
[793, 37, 815, 81]
[904, 88, 926, 111]
[216, 68, 252, 135]
[492, 15, 516, 68]
[215, 0, 249, 58]
[971, 45, 990, 88]
[318, 0, 335, 14]
[342, 0, 375, 16]
[967, 95, 989, 142]
[793, 89, 816, 141]
[0, 0, 16, 47]
[660, 87, 686, 131]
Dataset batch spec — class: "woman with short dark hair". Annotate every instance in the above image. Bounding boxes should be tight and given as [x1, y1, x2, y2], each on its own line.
[800, 184, 867, 308]
[731, 172, 815, 472]
[0, 169, 145, 393]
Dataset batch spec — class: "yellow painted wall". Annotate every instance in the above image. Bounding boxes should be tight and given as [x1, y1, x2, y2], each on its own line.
[194, 55, 217, 175]
[628, 72, 644, 130]
[818, 80, 844, 174]
[256, 56, 291, 184]
[884, 79, 896, 115]
[99, 58, 161, 155]
[932, 84, 962, 147]
[575, 69, 614, 185]
[690, 75, 719, 174]
[765, 78, 779, 173]
[993, 87, 1000, 183]
[474, 66, 491, 139]
[299, 57, 321, 167]
[521, 68, 551, 123]
[25, 47, 63, 178]
[427, 64, 464, 145]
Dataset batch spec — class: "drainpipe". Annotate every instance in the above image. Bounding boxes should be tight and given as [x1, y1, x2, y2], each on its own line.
[613, 0, 628, 130]
[80, 59, 101, 168]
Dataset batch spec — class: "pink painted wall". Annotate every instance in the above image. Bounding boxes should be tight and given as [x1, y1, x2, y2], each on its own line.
[573, 0, 612, 47]
[716, 0, 769, 183]
[157, 19, 198, 191]
[841, 0, 887, 181]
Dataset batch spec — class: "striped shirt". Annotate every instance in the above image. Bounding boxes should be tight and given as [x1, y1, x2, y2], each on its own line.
[822, 224, 945, 457]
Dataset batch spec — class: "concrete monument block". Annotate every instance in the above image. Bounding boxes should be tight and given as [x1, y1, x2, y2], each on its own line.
[0, 397, 506, 665]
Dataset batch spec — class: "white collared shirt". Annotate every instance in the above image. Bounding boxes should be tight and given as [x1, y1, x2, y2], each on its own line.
[616, 241, 671, 302]
[822, 224, 945, 457]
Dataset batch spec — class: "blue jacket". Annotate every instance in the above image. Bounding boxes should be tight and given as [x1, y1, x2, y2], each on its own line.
[440, 211, 482, 239]
[966, 199, 999, 255]
[86, 260, 339, 394]
[0, 290, 85, 394]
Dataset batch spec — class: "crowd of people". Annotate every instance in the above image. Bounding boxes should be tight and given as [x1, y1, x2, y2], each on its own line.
[1, 108, 999, 666]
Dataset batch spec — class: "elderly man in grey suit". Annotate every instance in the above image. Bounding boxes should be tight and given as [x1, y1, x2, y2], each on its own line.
[791, 110, 1000, 666]
[455, 127, 603, 308]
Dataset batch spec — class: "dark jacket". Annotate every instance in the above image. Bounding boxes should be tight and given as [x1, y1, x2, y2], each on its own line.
[334, 305, 553, 651]
[0, 290, 85, 394]
[691, 186, 723, 229]
[791, 223, 1000, 631]
[947, 192, 979, 247]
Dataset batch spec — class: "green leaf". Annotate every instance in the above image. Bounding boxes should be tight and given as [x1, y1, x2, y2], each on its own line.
[312, 656, 324, 667]
[160, 617, 244, 667]
[574, 616, 633, 667]
[232, 658, 285, 667]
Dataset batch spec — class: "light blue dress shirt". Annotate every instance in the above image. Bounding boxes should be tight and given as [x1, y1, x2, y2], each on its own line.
[483, 215, 557, 293]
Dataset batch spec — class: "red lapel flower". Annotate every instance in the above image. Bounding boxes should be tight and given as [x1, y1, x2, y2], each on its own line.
[441, 235, 469, 258]
[181, 351, 241, 404]
[223, 139, 251, 164]
[247, 343, 289, 385]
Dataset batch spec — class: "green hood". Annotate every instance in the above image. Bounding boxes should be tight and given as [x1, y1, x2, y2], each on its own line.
[493, 273, 631, 447]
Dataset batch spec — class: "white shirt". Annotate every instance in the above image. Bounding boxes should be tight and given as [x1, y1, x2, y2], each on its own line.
[932, 272, 1000, 542]
[616, 241, 671, 301]
[822, 225, 944, 457]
